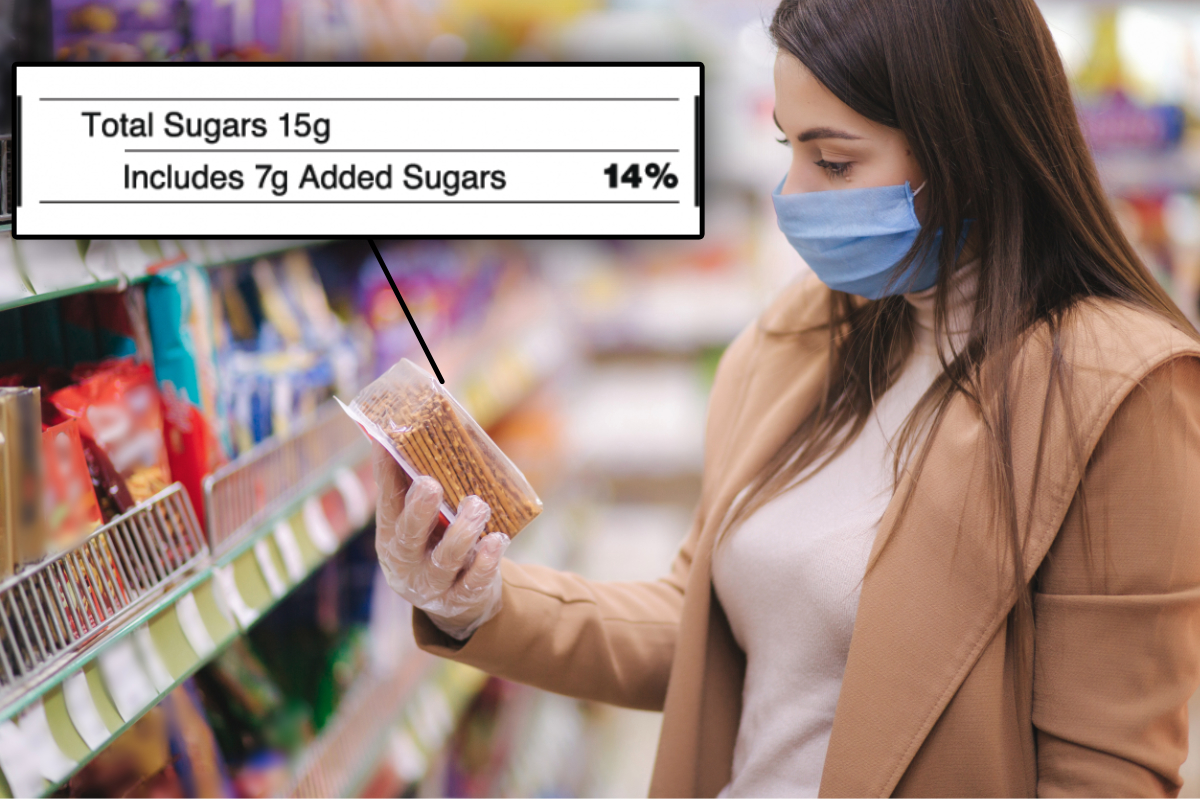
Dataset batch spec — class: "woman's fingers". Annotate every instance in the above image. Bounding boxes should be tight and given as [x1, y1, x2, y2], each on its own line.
[426, 496, 490, 595]
[373, 442, 406, 533]
[449, 532, 508, 602]
[371, 452, 504, 632]
[390, 476, 443, 565]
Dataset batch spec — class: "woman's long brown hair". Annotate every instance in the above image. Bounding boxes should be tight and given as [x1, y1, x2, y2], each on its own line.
[725, 0, 1197, 699]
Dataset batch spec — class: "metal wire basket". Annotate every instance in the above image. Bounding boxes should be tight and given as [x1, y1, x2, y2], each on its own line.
[203, 400, 370, 557]
[0, 483, 208, 706]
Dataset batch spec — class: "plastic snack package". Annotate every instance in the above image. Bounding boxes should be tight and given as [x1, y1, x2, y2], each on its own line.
[42, 420, 104, 553]
[339, 358, 542, 538]
[50, 358, 172, 504]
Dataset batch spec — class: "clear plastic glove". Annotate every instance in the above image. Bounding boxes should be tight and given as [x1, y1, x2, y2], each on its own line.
[373, 442, 510, 640]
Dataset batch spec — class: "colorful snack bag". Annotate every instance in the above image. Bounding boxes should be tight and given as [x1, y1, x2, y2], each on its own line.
[146, 266, 229, 527]
[159, 384, 223, 531]
[43, 420, 104, 553]
[51, 359, 173, 504]
[80, 431, 136, 523]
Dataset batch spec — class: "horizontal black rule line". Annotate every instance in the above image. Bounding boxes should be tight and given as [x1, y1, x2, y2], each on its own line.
[124, 148, 682, 153]
[41, 97, 680, 102]
[40, 199, 681, 204]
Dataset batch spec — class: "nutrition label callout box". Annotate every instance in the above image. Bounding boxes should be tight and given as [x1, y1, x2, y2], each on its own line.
[13, 63, 703, 239]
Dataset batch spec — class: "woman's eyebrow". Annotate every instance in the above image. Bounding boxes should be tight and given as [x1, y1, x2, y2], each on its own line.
[798, 126, 863, 143]
[771, 111, 862, 143]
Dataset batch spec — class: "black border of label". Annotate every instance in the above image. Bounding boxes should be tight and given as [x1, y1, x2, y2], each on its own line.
[11, 61, 705, 240]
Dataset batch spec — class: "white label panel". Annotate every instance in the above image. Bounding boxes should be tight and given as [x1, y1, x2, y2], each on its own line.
[303, 497, 339, 555]
[63, 672, 110, 750]
[98, 638, 158, 721]
[15, 64, 702, 238]
[273, 521, 306, 582]
[175, 592, 217, 658]
[253, 538, 287, 599]
[17, 701, 75, 783]
[134, 625, 176, 694]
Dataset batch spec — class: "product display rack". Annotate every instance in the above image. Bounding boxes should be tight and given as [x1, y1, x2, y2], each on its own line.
[1096, 149, 1200, 195]
[286, 652, 437, 798]
[0, 400, 377, 797]
[204, 401, 376, 627]
[0, 294, 557, 796]
[0, 485, 229, 798]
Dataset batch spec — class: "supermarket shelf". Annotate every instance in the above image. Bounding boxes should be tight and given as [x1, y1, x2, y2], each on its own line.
[288, 657, 488, 798]
[1096, 148, 1200, 194]
[437, 281, 575, 429]
[0, 401, 380, 797]
[203, 407, 378, 630]
[204, 400, 371, 558]
[0, 238, 327, 314]
[20, 567, 237, 798]
[0, 485, 208, 720]
[287, 651, 436, 798]
[0, 485, 232, 798]
[0, 278, 566, 795]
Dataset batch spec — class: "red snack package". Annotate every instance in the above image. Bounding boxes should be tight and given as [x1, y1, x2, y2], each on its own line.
[43, 420, 104, 553]
[50, 359, 173, 505]
[80, 432, 135, 523]
[159, 382, 224, 532]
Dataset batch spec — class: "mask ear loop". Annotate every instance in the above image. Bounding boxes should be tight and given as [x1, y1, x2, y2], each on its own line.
[912, 180, 928, 197]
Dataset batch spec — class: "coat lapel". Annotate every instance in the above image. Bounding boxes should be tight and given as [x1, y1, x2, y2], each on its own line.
[819, 301, 1200, 797]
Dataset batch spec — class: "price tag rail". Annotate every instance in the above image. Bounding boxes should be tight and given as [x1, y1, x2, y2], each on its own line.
[0, 232, 327, 313]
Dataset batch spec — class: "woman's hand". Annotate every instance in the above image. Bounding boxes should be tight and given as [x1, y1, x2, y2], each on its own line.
[372, 442, 510, 640]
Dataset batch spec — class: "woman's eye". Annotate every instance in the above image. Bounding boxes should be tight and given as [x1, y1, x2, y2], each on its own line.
[776, 136, 791, 147]
[815, 159, 852, 179]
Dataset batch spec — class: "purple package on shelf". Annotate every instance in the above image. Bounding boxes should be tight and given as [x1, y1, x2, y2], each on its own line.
[55, 29, 185, 60]
[186, 0, 235, 58]
[189, 0, 283, 57]
[52, 0, 177, 35]
[252, 0, 282, 53]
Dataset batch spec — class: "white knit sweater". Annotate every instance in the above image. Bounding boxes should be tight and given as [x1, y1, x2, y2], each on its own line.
[712, 263, 978, 798]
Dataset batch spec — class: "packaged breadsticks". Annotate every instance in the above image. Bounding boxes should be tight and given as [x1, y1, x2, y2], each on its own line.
[338, 358, 541, 538]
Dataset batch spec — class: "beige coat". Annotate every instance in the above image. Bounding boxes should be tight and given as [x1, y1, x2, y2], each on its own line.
[414, 275, 1200, 797]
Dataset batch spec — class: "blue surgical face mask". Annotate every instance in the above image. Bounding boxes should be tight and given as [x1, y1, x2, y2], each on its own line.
[771, 174, 945, 299]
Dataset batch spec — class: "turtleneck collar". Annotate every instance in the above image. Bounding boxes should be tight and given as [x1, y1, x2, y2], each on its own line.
[903, 258, 979, 360]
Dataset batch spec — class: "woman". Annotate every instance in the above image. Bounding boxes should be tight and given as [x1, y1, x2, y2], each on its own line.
[373, 0, 1200, 795]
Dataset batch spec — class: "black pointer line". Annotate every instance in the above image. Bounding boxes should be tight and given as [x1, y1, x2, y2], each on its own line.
[367, 239, 445, 384]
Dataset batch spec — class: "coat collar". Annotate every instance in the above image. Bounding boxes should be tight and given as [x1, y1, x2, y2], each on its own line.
[689, 279, 1200, 798]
